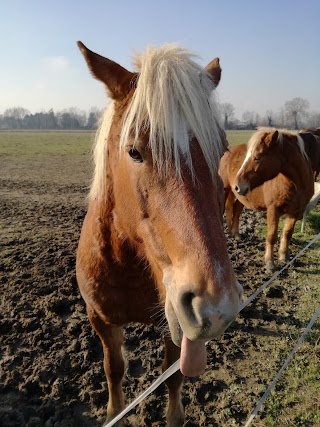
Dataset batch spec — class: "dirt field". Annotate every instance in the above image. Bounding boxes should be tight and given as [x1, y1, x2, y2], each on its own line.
[1, 132, 319, 427]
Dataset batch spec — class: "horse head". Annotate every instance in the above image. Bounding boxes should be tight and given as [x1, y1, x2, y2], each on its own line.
[234, 129, 280, 195]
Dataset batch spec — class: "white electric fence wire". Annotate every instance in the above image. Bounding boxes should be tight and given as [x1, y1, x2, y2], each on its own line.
[103, 232, 320, 427]
[102, 360, 180, 427]
[239, 231, 320, 311]
[244, 305, 320, 427]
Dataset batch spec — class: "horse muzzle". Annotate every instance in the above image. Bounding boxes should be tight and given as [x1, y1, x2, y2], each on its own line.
[234, 182, 250, 196]
[164, 286, 242, 377]
[165, 280, 242, 345]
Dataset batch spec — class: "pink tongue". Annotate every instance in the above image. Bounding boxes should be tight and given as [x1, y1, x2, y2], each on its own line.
[180, 334, 207, 377]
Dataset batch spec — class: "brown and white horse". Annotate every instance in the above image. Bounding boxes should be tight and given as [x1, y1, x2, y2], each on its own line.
[219, 128, 314, 271]
[76, 42, 242, 426]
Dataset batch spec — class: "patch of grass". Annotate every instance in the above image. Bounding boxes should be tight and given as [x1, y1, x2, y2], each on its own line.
[226, 130, 255, 146]
[256, 210, 320, 243]
[0, 131, 93, 188]
[300, 210, 320, 235]
[262, 341, 320, 426]
[0, 131, 93, 158]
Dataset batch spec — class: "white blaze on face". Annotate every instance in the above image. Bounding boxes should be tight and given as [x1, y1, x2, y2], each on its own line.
[236, 147, 253, 177]
[176, 124, 191, 156]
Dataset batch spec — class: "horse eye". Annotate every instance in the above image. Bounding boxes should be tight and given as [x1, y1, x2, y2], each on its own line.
[128, 148, 143, 163]
[254, 155, 261, 161]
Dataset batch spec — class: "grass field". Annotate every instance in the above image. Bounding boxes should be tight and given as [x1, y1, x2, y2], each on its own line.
[1, 130, 319, 426]
[0, 130, 93, 157]
[226, 130, 255, 146]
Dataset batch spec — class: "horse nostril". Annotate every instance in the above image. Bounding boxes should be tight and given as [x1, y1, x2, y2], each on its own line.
[181, 292, 194, 308]
[181, 292, 196, 322]
[235, 184, 249, 196]
[202, 317, 212, 331]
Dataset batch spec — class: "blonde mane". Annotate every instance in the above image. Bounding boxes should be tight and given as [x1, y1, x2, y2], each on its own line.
[248, 127, 308, 159]
[89, 102, 114, 200]
[90, 44, 224, 200]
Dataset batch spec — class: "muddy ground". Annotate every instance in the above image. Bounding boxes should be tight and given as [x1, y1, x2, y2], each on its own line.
[0, 147, 319, 427]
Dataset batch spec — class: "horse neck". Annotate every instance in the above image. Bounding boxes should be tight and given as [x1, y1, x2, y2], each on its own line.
[280, 141, 313, 191]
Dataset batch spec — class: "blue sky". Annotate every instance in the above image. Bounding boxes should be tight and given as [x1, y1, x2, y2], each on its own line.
[1, 0, 319, 119]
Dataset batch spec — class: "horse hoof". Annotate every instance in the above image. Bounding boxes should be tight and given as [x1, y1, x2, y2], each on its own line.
[230, 232, 241, 240]
[265, 261, 275, 273]
[279, 254, 290, 265]
[166, 416, 185, 427]
[105, 414, 125, 427]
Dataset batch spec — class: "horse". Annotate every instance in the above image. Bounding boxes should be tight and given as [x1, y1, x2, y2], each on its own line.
[76, 41, 242, 426]
[219, 128, 314, 271]
[299, 129, 320, 179]
[301, 127, 320, 137]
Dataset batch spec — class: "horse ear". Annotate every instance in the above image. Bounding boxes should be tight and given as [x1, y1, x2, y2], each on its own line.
[77, 41, 136, 100]
[265, 130, 279, 147]
[204, 57, 221, 87]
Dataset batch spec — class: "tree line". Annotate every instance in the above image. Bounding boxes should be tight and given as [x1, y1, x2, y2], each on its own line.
[1, 97, 319, 131]
[222, 97, 320, 130]
[0, 107, 103, 130]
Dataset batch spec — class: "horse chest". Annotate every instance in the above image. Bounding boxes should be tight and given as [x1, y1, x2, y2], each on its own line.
[89, 271, 160, 325]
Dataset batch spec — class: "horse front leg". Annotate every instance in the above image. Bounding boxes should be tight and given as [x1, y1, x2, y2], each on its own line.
[279, 216, 297, 264]
[87, 305, 125, 425]
[225, 193, 243, 240]
[162, 337, 184, 427]
[265, 207, 280, 271]
[231, 199, 244, 240]
[224, 188, 234, 232]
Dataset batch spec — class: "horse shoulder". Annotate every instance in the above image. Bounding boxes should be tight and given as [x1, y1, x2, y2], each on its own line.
[263, 174, 311, 217]
[218, 150, 231, 187]
[235, 186, 266, 211]
[76, 200, 114, 292]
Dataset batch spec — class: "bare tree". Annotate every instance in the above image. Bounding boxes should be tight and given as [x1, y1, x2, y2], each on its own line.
[2, 107, 31, 129]
[221, 102, 235, 129]
[273, 108, 285, 128]
[284, 97, 309, 129]
[305, 112, 320, 129]
[86, 107, 103, 129]
[4, 107, 30, 120]
[242, 111, 256, 129]
[266, 110, 274, 127]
